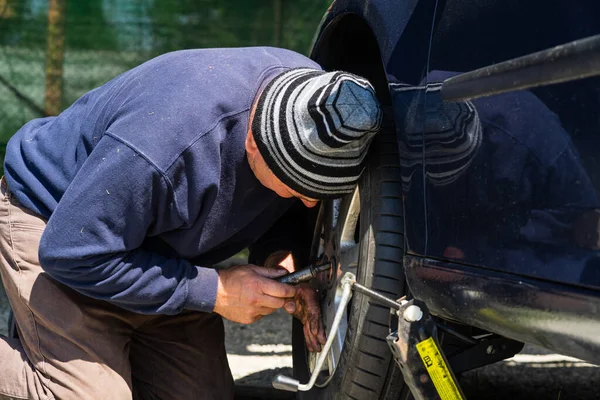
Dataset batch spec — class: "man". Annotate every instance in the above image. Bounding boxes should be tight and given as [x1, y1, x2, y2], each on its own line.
[0, 47, 381, 399]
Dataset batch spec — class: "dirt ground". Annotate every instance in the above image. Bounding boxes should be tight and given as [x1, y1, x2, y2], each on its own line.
[226, 309, 600, 400]
[224, 309, 293, 386]
[3, 283, 600, 399]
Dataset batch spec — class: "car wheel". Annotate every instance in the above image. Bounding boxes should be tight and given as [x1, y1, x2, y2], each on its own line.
[292, 121, 409, 399]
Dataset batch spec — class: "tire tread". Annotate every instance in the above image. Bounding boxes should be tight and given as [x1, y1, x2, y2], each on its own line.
[346, 129, 406, 399]
[294, 126, 405, 400]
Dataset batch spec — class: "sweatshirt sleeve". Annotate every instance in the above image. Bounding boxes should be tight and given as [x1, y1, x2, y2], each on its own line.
[38, 135, 218, 315]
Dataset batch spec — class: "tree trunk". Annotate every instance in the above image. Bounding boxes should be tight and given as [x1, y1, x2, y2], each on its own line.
[44, 0, 67, 116]
[273, 0, 282, 47]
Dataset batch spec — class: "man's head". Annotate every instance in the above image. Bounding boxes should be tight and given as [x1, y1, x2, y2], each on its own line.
[246, 68, 382, 206]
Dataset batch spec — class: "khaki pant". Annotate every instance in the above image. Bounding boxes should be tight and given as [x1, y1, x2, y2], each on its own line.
[0, 179, 234, 400]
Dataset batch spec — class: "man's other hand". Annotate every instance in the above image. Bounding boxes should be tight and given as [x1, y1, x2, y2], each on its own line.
[263, 250, 327, 352]
[213, 265, 296, 324]
[283, 283, 326, 352]
[264, 249, 295, 273]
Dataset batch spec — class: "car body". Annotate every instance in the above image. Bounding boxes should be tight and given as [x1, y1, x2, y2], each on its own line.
[304, 0, 600, 391]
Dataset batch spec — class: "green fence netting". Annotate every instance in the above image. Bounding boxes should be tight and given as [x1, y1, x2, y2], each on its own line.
[0, 0, 330, 334]
[0, 0, 331, 168]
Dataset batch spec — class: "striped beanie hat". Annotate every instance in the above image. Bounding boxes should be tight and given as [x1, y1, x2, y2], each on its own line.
[252, 68, 382, 199]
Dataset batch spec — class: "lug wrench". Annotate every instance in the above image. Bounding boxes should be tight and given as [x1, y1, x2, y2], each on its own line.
[272, 271, 403, 392]
[272, 272, 402, 392]
[273, 271, 402, 392]
[272, 272, 356, 392]
[276, 261, 333, 284]
[272, 271, 466, 399]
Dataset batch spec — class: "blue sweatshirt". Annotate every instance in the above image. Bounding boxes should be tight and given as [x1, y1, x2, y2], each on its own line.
[4, 47, 321, 315]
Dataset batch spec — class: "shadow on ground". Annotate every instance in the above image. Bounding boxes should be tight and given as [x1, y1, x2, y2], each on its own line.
[3, 277, 599, 399]
[224, 309, 292, 356]
[461, 360, 600, 400]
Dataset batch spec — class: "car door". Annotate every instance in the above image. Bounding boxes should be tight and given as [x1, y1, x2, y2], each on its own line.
[423, 0, 600, 289]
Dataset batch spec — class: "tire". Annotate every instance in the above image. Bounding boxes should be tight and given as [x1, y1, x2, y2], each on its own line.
[292, 124, 408, 399]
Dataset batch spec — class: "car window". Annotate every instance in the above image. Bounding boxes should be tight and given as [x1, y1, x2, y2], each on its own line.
[423, 0, 600, 288]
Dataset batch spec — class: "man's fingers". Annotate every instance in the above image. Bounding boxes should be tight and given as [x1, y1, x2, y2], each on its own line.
[258, 294, 286, 310]
[264, 251, 295, 273]
[284, 301, 296, 314]
[260, 279, 297, 299]
[213, 265, 299, 325]
[245, 266, 297, 298]
[304, 298, 322, 336]
[277, 252, 295, 273]
[304, 322, 319, 352]
[317, 321, 327, 345]
[303, 324, 312, 351]
[287, 284, 324, 352]
[252, 266, 289, 279]
[310, 317, 319, 336]
[263, 250, 292, 269]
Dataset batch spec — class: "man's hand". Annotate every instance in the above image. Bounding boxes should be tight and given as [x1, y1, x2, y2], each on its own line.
[264, 249, 296, 273]
[264, 250, 327, 352]
[213, 265, 296, 324]
[284, 283, 326, 352]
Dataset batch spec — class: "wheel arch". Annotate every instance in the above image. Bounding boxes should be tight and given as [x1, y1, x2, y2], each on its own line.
[310, 13, 392, 107]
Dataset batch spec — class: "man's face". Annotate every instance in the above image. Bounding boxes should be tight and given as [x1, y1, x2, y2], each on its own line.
[247, 148, 319, 208]
[246, 92, 319, 208]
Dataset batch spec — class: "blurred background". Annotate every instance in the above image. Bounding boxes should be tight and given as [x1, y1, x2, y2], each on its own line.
[0, 0, 331, 169]
[0, 0, 330, 337]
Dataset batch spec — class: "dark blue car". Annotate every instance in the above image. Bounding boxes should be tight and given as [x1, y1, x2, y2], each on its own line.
[288, 0, 600, 398]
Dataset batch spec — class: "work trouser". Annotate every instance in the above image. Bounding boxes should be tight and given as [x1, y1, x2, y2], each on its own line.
[0, 178, 234, 400]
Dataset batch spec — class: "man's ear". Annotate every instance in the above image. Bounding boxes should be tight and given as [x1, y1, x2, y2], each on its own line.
[245, 131, 259, 156]
[247, 93, 261, 156]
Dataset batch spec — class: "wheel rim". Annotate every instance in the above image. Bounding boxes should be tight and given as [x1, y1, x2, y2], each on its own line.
[308, 186, 361, 385]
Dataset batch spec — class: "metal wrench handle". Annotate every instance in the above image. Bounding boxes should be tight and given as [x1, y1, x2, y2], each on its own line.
[352, 281, 401, 310]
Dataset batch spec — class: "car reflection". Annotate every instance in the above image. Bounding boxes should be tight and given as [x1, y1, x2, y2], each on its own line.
[394, 71, 600, 288]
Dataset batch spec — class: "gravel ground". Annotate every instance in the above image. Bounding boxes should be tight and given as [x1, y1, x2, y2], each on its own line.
[461, 352, 600, 400]
[224, 309, 293, 385]
[226, 310, 600, 400]
[2, 281, 599, 399]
